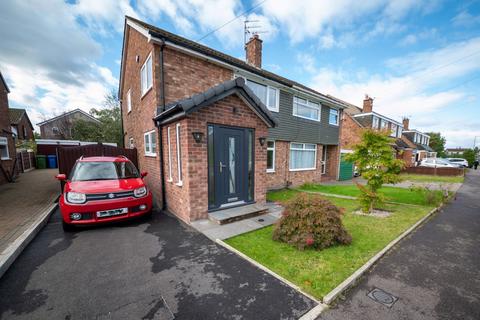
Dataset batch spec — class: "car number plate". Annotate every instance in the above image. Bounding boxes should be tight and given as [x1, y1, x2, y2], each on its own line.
[96, 207, 128, 218]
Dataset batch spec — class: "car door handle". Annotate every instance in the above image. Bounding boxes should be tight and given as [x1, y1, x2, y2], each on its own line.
[219, 161, 226, 173]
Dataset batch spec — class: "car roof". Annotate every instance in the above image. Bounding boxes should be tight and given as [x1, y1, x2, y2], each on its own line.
[78, 156, 131, 162]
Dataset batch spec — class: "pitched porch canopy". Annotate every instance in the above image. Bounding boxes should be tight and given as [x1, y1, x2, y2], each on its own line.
[153, 77, 277, 127]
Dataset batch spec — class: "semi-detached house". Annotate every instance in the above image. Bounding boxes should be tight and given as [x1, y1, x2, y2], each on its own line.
[119, 16, 347, 223]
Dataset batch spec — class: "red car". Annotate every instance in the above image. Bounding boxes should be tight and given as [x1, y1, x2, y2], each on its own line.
[56, 156, 153, 231]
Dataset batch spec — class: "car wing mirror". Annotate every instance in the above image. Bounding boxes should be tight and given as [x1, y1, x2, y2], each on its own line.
[140, 171, 148, 178]
[56, 174, 67, 181]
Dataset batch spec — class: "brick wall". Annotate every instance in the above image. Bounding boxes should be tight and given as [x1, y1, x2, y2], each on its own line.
[13, 114, 34, 140]
[340, 113, 362, 149]
[266, 141, 325, 189]
[0, 81, 16, 185]
[162, 95, 269, 223]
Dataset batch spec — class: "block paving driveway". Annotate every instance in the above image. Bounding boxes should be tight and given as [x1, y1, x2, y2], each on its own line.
[0, 209, 315, 319]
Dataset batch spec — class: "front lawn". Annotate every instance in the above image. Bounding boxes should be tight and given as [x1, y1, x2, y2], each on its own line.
[400, 173, 464, 184]
[298, 184, 444, 206]
[226, 194, 434, 299]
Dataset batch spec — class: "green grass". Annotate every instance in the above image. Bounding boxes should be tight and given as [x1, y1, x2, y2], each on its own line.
[226, 195, 434, 299]
[400, 173, 464, 183]
[298, 184, 443, 206]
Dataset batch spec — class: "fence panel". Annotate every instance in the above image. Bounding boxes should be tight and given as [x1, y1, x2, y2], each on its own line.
[403, 166, 464, 176]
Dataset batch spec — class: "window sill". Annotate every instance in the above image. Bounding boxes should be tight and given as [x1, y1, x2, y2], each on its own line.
[167, 178, 173, 183]
[266, 169, 275, 173]
[292, 114, 321, 122]
[176, 181, 183, 187]
[329, 123, 339, 126]
[144, 153, 157, 157]
[127, 110, 132, 114]
[141, 86, 153, 100]
[289, 168, 316, 172]
[0, 158, 11, 161]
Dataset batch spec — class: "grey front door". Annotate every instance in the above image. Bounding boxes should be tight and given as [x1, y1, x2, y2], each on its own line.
[208, 124, 254, 209]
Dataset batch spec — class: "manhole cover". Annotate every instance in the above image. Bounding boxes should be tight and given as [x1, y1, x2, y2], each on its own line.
[367, 288, 398, 308]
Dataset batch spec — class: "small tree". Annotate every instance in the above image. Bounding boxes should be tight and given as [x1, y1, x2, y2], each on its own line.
[346, 129, 404, 213]
[426, 132, 446, 157]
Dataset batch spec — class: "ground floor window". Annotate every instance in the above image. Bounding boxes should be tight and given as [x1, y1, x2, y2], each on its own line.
[167, 127, 173, 182]
[321, 145, 327, 174]
[144, 130, 157, 156]
[0, 137, 9, 160]
[267, 140, 275, 172]
[176, 124, 183, 186]
[129, 137, 134, 149]
[290, 143, 316, 171]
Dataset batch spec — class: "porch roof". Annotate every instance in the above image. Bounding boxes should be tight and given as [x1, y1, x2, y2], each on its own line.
[154, 77, 278, 127]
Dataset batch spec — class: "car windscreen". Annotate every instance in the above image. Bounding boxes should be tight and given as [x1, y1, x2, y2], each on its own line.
[70, 161, 139, 181]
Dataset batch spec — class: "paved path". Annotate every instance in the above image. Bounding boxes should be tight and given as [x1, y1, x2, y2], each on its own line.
[0, 209, 315, 319]
[319, 170, 480, 320]
[0, 169, 59, 254]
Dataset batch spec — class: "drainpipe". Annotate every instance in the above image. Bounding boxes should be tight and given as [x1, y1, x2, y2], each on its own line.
[157, 40, 167, 210]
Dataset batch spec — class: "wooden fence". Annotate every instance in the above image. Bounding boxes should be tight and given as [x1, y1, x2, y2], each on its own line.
[57, 143, 138, 178]
[403, 166, 465, 176]
[15, 150, 35, 174]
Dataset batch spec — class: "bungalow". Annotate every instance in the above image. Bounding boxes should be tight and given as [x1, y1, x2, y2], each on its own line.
[119, 17, 347, 223]
[9, 108, 34, 142]
[0, 71, 17, 185]
[336, 95, 414, 180]
[401, 118, 436, 164]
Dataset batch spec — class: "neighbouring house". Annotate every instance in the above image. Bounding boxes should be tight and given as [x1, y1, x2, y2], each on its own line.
[401, 118, 436, 164]
[119, 16, 347, 223]
[445, 147, 468, 156]
[336, 94, 414, 180]
[37, 108, 100, 140]
[0, 71, 17, 184]
[9, 108, 34, 142]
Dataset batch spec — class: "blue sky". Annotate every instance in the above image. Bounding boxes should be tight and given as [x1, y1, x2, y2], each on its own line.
[0, 0, 479, 147]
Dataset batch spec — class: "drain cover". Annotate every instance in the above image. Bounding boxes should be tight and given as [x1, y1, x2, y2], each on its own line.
[367, 288, 398, 308]
[258, 218, 265, 222]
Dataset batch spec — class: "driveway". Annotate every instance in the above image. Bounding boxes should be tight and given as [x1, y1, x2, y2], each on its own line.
[0, 208, 315, 319]
[319, 170, 480, 320]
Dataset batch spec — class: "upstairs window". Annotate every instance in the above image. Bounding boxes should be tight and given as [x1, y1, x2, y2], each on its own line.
[391, 123, 397, 136]
[372, 116, 379, 129]
[127, 89, 132, 113]
[380, 119, 388, 129]
[329, 108, 339, 125]
[141, 53, 153, 96]
[293, 97, 320, 121]
[246, 80, 279, 112]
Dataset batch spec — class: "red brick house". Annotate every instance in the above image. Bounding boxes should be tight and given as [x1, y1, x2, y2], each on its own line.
[9, 108, 34, 142]
[119, 17, 347, 223]
[0, 71, 17, 185]
[336, 95, 415, 179]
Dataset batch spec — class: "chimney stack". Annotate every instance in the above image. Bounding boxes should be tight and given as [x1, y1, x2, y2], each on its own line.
[363, 94, 373, 113]
[245, 34, 262, 68]
[402, 117, 409, 130]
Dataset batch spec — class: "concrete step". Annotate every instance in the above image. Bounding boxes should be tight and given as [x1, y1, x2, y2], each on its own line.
[208, 203, 270, 225]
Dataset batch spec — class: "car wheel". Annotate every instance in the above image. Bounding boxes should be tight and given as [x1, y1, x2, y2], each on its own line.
[62, 220, 76, 232]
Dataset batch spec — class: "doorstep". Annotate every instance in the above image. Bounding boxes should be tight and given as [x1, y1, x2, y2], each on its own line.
[192, 203, 284, 240]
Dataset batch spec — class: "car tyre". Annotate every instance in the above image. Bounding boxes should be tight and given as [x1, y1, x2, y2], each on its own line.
[62, 220, 76, 232]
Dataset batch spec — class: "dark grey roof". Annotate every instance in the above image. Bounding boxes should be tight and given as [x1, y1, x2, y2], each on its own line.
[154, 77, 277, 127]
[394, 138, 410, 149]
[126, 16, 347, 109]
[0, 71, 10, 93]
[415, 144, 434, 152]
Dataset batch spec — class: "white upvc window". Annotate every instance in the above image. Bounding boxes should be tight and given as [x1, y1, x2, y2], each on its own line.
[329, 108, 339, 125]
[267, 140, 275, 172]
[0, 137, 10, 160]
[167, 126, 173, 182]
[289, 142, 317, 171]
[127, 89, 132, 113]
[293, 96, 320, 121]
[175, 123, 183, 186]
[129, 137, 134, 149]
[321, 145, 327, 174]
[391, 123, 397, 137]
[380, 119, 388, 129]
[144, 130, 157, 157]
[397, 126, 403, 138]
[141, 52, 153, 96]
[245, 79, 279, 112]
[372, 116, 379, 129]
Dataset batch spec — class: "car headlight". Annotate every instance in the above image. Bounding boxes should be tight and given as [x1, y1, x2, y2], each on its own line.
[66, 192, 86, 204]
[134, 186, 147, 198]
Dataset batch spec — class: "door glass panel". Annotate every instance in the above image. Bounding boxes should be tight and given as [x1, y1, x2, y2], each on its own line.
[208, 125, 215, 207]
[247, 130, 254, 201]
[228, 136, 236, 194]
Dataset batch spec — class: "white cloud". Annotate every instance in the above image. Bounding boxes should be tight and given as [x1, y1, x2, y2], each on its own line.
[0, 0, 118, 130]
[308, 38, 480, 146]
[137, 0, 277, 48]
[452, 10, 480, 28]
[260, 0, 439, 46]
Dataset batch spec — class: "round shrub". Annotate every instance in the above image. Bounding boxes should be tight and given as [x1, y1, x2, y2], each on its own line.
[272, 193, 352, 250]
